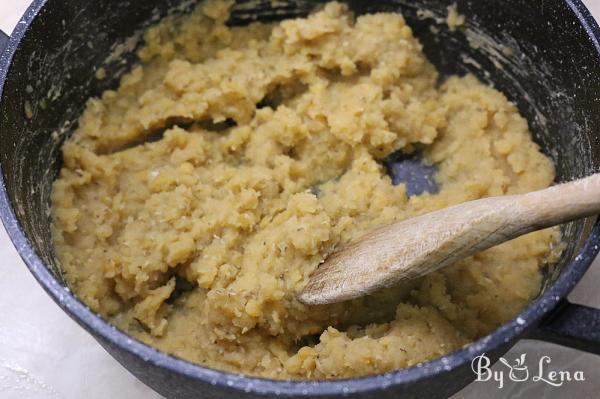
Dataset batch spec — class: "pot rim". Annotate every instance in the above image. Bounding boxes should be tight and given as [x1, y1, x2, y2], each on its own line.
[1, 0, 600, 396]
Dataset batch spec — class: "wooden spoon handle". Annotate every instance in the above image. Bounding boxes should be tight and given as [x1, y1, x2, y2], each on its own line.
[299, 173, 600, 305]
[470, 173, 600, 255]
[424, 173, 600, 275]
[520, 173, 600, 228]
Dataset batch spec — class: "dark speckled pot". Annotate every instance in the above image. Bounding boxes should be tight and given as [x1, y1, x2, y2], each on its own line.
[1, 1, 600, 398]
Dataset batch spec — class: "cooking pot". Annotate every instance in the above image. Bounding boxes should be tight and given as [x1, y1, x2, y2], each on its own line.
[1, 0, 600, 398]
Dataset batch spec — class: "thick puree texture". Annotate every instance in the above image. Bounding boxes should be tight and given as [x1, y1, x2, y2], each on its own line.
[51, 1, 561, 379]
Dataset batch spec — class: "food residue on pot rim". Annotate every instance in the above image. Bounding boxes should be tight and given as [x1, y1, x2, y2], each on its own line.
[446, 3, 465, 31]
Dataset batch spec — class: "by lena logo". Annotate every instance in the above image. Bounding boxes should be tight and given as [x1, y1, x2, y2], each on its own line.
[471, 353, 585, 389]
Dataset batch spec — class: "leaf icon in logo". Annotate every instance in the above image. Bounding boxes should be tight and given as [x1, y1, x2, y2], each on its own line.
[499, 354, 529, 382]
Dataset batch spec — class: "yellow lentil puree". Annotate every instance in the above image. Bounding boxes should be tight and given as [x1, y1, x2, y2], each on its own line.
[51, 1, 562, 379]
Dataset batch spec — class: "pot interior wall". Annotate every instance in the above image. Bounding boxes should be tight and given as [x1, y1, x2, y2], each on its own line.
[1, 0, 599, 296]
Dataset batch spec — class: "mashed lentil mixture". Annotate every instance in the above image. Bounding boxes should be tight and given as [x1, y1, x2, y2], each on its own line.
[51, 1, 561, 379]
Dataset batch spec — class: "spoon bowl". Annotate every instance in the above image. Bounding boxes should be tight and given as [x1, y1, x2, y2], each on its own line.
[299, 173, 600, 305]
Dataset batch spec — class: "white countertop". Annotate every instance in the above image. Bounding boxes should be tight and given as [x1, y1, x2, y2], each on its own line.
[1, 2, 600, 398]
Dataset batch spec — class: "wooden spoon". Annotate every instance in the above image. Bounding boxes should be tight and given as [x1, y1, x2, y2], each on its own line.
[298, 173, 600, 306]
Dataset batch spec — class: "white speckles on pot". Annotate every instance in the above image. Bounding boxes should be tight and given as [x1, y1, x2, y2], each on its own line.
[244, 382, 255, 393]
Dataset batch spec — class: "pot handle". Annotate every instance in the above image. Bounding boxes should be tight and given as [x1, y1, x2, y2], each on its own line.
[0, 30, 8, 55]
[530, 300, 600, 355]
